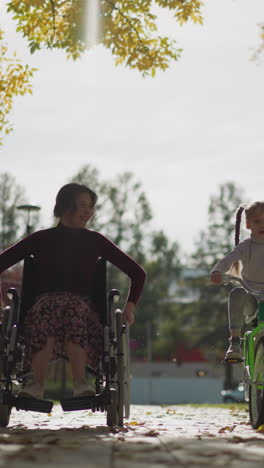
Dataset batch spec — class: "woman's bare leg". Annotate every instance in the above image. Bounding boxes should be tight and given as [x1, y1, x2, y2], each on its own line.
[31, 336, 55, 386]
[65, 342, 87, 386]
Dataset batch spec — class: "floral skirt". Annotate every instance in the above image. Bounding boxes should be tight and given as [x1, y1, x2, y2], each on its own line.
[23, 292, 103, 371]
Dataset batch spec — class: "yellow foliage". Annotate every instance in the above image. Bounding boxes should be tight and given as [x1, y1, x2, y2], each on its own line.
[1, 0, 204, 143]
[0, 29, 36, 146]
[5, 0, 203, 75]
[253, 24, 264, 60]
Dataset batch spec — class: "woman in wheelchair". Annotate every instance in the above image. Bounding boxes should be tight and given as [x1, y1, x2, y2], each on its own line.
[0, 183, 146, 400]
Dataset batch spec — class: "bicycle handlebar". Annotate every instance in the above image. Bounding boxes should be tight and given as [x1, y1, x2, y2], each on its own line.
[222, 274, 264, 300]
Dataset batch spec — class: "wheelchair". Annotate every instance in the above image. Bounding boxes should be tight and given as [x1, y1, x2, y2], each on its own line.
[0, 256, 130, 428]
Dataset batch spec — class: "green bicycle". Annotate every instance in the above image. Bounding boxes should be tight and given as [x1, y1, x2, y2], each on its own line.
[224, 274, 264, 429]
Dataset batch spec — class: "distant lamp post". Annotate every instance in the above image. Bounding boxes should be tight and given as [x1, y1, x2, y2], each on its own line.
[17, 204, 41, 235]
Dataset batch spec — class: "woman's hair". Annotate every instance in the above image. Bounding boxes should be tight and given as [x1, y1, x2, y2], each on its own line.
[53, 183, 97, 217]
[230, 201, 264, 275]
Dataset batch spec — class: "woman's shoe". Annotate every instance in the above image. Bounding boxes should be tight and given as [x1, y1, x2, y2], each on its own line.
[73, 383, 96, 398]
[18, 383, 44, 400]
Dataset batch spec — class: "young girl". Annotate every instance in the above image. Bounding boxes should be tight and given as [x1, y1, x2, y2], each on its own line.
[211, 201, 264, 361]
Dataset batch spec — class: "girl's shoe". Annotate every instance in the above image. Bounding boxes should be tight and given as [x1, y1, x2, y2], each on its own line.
[225, 337, 242, 361]
[18, 383, 44, 400]
[73, 383, 96, 398]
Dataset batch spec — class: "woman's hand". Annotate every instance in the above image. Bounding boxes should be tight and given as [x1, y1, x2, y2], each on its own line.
[211, 271, 222, 285]
[123, 302, 135, 325]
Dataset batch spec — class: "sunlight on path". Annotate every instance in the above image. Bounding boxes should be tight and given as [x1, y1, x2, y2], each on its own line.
[1, 405, 264, 467]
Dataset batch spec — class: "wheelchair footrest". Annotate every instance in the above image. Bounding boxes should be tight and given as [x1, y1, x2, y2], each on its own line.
[60, 391, 110, 412]
[12, 396, 53, 413]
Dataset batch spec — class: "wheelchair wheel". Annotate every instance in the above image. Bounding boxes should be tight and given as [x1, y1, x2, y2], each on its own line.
[123, 326, 131, 419]
[0, 401, 11, 427]
[249, 339, 264, 428]
[116, 310, 124, 426]
[1, 306, 10, 330]
[0, 360, 11, 428]
[106, 388, 118, 427]
[0, 313, 12, 428]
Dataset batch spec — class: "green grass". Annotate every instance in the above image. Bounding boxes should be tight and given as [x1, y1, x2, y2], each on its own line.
[187, 403, 247, 409]
[160, 403, 248, 410]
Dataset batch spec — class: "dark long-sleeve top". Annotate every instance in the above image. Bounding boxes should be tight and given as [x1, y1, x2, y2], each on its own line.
[0, 224, 146, 304]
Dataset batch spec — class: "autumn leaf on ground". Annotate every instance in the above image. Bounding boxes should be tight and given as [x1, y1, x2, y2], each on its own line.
[145, 430, 159, 437]
[256, 425, 264, 433]
[126, 421, 145, 426]
[218, 425, 236, 433]
[197, 433, 216, 438]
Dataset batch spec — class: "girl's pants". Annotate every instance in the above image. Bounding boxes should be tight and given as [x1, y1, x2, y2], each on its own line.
[228, 287, 257, 332]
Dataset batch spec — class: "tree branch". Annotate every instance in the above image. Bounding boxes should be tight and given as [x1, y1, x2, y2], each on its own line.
[49, 0, 56, 41]
[104, 0, 147, 48]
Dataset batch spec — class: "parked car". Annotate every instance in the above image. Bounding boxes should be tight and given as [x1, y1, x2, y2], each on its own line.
[221, 383, 245, 403]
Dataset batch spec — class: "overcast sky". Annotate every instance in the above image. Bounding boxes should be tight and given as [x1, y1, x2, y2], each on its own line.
[1, 0, 264, 255]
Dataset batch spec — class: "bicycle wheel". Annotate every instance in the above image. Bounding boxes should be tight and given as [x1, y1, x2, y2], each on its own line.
[243, 368, 250, 403]
[249, 339, 264, 428]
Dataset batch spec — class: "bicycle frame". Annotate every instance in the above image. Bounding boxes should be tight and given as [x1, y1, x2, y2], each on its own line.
[223, 275, 264, 362]
[244, 314, 264, 380]
[222, 274, 264, 428]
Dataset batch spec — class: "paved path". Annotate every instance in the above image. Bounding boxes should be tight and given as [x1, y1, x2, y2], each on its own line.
[1, 404, 264, 467]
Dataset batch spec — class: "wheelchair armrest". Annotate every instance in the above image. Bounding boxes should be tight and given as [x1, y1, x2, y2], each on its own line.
[7, 287, 19, 301]
[108, 289, 120, 304]
[7, 288, 20, 324]
[115, 308, 122, 315]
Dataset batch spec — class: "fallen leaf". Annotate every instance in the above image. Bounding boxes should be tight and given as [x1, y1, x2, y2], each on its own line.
[145, 430, 159, 437]
[218, 426, 236, 433]
[166, 409, 177, 415]
[257, 425, 264, 433]
[126, 421, 144, 426]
